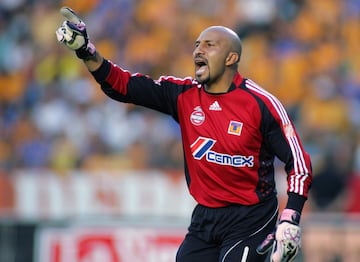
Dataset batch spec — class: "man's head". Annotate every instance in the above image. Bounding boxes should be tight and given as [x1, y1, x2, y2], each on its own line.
[193, 26, 242, 91]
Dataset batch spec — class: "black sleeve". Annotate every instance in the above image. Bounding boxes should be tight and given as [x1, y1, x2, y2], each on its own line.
[90, 59, 193, 120]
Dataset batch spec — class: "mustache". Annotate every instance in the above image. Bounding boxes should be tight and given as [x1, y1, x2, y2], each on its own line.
[194, 53, 207, 59]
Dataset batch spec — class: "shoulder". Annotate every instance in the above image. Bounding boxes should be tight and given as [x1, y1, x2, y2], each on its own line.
[243, 79, 292, 125]
[242, 79, 283, 107]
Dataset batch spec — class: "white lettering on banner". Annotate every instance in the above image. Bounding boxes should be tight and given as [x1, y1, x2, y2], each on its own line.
[13, 170, 196, 219]
[36, 226, 187, 262]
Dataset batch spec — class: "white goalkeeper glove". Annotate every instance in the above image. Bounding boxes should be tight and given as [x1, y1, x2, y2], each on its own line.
[55, 7, 96, 60]
[257, 209, 301, 262]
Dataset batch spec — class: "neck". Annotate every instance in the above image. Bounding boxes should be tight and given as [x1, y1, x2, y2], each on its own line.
[205, 84, 230, 93]
[205, 70, 237, 94]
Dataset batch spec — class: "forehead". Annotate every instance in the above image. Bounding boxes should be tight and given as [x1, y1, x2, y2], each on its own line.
[196, 29, 226, 42]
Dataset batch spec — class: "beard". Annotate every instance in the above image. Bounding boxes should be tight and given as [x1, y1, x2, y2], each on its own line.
[195, 72, 210, 84]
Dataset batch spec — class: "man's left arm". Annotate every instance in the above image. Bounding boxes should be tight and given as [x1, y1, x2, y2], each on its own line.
[257, 106, 312, 261]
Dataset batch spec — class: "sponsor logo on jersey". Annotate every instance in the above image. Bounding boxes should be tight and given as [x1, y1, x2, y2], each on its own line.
[209, 101, 222, 111]
[228, 121, 243, 136]
[190, 136, 254, 167]
[190, 106, 205, 126]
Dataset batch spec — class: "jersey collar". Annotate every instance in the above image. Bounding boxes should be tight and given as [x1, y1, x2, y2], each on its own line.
[228, 72, 244, 91]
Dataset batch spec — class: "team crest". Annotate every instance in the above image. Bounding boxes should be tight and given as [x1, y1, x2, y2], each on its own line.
[190, 106, 205, 126]
[228, 121, 243, 136]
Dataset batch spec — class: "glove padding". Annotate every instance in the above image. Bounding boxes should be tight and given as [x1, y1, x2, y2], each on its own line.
[55, 7, 96, 60]
[257, 209, 301, 262]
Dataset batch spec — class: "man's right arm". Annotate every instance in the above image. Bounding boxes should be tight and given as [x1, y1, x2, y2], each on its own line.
[55, 6, 190, 119]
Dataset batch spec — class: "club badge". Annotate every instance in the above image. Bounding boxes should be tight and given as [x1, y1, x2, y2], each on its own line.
[228, 121, 243, 136]
[190, 106, 205, 126]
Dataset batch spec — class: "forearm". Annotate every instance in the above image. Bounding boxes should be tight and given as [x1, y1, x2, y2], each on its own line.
[286, 192, 307, 214]
[83, 51, 104, 72]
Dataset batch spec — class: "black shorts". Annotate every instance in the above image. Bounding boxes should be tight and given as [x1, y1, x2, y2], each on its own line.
[176, 197, 278, 262]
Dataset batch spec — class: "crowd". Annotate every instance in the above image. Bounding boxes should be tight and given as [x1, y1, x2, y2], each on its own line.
[1, 0, 360, 212]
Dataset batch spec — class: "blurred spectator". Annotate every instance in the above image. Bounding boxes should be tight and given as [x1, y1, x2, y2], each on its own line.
[310, 134, 354, 212]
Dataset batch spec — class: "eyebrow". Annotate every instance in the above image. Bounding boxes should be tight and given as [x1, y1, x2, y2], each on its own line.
[195, 39, 217, 45]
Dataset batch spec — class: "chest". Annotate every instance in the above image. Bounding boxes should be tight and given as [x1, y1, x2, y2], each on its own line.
[179, 89, 263, 154]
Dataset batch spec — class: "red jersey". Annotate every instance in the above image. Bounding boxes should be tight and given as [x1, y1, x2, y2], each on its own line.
[91, 59, 312, 210]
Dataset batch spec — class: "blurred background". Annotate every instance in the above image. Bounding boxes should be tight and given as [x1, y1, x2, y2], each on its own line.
[0, 0, 360, 261]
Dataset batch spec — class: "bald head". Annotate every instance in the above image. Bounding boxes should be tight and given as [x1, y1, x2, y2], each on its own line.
[201, 26, 242, 63]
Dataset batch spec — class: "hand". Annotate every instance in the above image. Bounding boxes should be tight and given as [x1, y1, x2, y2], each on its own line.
[55, 7, 96, 60]
[257, 209, 301, 262]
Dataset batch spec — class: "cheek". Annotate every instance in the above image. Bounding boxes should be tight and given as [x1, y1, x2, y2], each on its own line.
[209, 58, 226, 74]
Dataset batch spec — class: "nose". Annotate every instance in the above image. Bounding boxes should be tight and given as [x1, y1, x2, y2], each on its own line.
[193, 44, 204, 57]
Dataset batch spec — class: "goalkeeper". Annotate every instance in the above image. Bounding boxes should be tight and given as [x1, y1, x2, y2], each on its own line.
[56, 7, 312, 262]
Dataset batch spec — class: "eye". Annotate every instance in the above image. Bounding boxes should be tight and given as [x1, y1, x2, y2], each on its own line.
[206, 41, 216, 47]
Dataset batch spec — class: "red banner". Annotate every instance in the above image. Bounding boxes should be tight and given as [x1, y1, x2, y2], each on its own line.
[36, 226, 186, 262]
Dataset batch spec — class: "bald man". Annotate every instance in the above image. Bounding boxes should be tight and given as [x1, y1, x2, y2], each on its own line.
[56, 7, 312, 262]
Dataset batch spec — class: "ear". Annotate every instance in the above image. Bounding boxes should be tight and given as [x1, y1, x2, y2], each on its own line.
[225, 52, 239, 66]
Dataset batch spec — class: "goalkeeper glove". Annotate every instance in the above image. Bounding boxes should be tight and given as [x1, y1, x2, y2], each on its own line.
[256, 209, 301, 262]
[55, 7, 96, 60]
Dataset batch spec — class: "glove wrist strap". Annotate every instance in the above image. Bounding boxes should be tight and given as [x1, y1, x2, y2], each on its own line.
[279, 209, 301, 225]
[76, 42, 96, 60]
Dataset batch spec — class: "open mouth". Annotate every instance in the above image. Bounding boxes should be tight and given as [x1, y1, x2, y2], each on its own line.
[195, 58, 207, 68]
[195, 58, 208, 75]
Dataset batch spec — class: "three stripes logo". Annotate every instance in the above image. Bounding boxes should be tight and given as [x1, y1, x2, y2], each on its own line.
[209, 101, 222, 111]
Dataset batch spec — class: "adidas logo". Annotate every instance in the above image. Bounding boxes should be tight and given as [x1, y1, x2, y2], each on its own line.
[209, 101, 222, 111]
